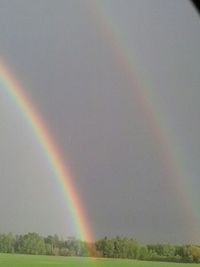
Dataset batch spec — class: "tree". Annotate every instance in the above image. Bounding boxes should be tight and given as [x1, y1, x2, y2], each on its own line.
[138, 245, 148, 260]
[183, 245, 200, 263]
[0, 233, 14, 253]
[18, 233, 46, 255]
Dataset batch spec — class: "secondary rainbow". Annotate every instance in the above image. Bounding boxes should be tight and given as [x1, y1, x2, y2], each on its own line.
[0, 62, 93, 243]
[89, 0, 200, 240]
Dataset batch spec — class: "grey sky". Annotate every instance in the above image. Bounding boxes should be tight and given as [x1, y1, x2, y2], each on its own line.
[0, 0, 200, 243]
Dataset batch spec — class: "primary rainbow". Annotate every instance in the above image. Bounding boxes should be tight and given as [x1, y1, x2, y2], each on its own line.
[0, 62, 93, 243]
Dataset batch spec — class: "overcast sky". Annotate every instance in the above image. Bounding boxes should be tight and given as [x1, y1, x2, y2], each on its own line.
[0, 0, 200, 243]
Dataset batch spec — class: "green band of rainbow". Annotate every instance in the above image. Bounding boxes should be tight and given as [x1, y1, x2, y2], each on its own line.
[0, 62, 93, 243]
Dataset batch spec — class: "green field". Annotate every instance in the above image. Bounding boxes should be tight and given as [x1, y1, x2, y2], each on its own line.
[0, 254, 198, 267]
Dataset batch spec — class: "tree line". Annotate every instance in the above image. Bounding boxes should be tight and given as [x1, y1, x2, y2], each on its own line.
[0, 233, 200, 263]
[0, 233, 89, 256]
[96, 236, 200, 263]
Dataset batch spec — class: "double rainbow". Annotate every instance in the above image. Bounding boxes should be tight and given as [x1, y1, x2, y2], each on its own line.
[0, 0, 199, 246]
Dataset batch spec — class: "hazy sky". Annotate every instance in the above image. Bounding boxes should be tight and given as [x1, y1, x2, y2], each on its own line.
[0, 0, 200, 243]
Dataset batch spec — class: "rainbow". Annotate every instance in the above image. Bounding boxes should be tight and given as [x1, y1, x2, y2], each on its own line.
[0, 0, 199, 245]
[88, 1, 200, 241]
[0, 62, 93, 244]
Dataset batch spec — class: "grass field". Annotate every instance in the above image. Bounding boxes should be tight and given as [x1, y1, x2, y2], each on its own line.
[0, 254, 198, 267]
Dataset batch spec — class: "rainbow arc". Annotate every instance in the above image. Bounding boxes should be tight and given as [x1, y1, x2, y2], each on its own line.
[0, 63, 93, 244]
